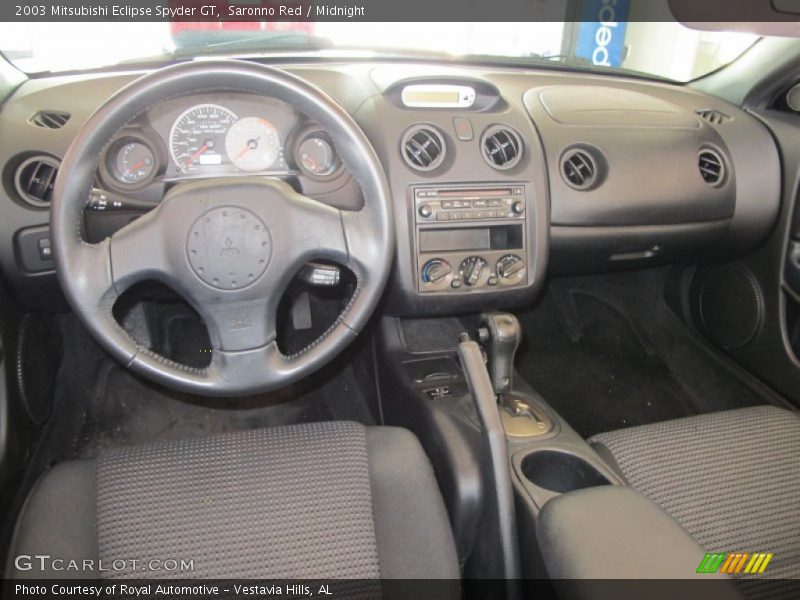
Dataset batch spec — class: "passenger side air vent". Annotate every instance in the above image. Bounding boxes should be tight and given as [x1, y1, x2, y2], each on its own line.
[696, 108, 731, 126]
[14, 156, 60, 207]
[481, 125, 523, 170]
[698, 149, 725, 187]
[401, 125, 446, 172]
[560, 148, 600, 190]
[29, 110, 71, 129]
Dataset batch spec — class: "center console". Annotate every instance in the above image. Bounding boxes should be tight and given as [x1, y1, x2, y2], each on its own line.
[413, 185, 528, 293]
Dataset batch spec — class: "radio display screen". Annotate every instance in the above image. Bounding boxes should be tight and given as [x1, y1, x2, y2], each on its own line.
[419, 228, 491, 253]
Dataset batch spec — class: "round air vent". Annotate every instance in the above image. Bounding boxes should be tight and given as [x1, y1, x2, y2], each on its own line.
[481, 125, 523, 170]
[698, 148, 725, 187]
[401, 125, 446, 172]
[14, 155, 60, 207]
[560, 148, 600, 190]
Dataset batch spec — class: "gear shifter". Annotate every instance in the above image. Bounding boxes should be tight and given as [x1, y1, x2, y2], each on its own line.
[479, 312, 521, 400]
[478, 312, 552, 438]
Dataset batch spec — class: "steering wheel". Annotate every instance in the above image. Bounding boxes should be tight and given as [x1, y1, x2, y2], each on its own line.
[51, 60, 394, 397]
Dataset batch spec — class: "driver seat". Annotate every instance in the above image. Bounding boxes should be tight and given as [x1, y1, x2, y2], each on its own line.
[7, 422, 459, 586]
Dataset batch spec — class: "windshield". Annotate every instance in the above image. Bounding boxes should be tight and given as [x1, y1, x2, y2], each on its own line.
[0, 21, 759, 82]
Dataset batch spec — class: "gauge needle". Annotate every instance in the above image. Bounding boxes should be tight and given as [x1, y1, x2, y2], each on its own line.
[303, 154, 318, 171]
[126, 160, 145, 175]
[235, 146, 252, 160]
[184, 143, 209, 168]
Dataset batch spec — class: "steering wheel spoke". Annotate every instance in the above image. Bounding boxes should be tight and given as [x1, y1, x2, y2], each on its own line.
[199, 296, 277, 354]
[109, 206, 171, 293]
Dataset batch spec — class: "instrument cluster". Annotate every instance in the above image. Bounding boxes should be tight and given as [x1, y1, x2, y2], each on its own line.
[98, 93, 342, 191]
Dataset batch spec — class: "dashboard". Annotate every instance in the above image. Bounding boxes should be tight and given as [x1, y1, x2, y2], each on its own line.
[0, 60, 783, 315]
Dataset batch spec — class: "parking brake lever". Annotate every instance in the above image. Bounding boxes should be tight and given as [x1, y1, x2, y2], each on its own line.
[458, 333, 522, 589]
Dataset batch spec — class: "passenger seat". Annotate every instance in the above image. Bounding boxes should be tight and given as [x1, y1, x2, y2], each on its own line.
[589, 406, 800, 600]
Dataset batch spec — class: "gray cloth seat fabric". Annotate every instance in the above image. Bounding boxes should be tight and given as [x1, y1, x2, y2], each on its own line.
[589, 406, 800, 600]
[8, 422, 459, 588]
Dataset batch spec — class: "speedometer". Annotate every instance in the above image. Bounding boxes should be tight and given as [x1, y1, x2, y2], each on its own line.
[169, 104, 237, 173]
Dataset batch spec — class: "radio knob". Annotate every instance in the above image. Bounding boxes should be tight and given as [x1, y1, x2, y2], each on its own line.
[497, 254, 525, 281]
[512, 200, 526, 215]
[460, 256, 486, 286]
[421, 259, 451, 284]
[418, 203, 433, 219]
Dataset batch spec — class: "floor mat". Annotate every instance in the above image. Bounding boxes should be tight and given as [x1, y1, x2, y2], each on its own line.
[515, 270, 779, 438]
[23, 313, 378, 471]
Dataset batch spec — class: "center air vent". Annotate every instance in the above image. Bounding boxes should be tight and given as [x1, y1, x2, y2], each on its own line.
[698, 149, 725, 187]
[29, 111, 71, 129]
[401, 125, 446, 172]
[14, 156, 60, 207]
[560, 148, 600, 190]
[481, 126, 523, 170]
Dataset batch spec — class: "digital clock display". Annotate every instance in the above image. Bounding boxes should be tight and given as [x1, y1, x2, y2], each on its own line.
[403, 90, 462, 105]
[401, 85, 476, 108]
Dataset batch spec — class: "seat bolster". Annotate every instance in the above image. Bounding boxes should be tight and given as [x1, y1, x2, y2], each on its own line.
[6, 459, 98, 579]
[365, 427, 459, 580]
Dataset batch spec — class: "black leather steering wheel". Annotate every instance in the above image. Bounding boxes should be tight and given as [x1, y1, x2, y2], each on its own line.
[51, 60, 394, 397]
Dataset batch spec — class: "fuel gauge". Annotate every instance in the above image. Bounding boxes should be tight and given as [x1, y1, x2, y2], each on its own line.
[297, 136, 339, 177]
[109, 139, 156, 186]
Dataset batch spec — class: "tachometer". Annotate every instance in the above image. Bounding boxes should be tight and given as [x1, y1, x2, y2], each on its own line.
[225, 117, 281, 172]
[169, 104, 237, 173]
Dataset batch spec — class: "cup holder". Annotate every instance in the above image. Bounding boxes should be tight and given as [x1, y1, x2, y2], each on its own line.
[521, 450, 611, 494]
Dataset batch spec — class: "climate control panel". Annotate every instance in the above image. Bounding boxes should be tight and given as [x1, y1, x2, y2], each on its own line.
[420, 253, 526, 292]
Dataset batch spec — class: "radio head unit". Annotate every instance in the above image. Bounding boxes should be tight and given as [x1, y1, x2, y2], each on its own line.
[413, 185, 528, 294]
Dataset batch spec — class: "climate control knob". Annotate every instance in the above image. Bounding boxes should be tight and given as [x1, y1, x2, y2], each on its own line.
[460, 256, 486, 287]
[496, 254, 525, 282]
[421, 259, 452, 284]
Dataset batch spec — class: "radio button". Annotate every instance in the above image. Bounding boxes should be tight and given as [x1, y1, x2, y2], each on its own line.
[436, 212, 450, 221]
[473, 199, 488, 208]
[441, 200, 454, 209]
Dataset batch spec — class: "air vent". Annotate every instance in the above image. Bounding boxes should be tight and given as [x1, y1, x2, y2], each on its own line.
[481, 126, 523, 170]
[401, 125, 446, 172]
[696, 108, 731, 126]
[29, 111, 71, 129]
[698, 149, 725, 187]
[14, 156, 60, 207]
[560, 149, 599, 190]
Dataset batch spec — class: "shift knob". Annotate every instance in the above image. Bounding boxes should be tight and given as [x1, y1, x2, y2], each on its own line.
[479, 312, 521, 397]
